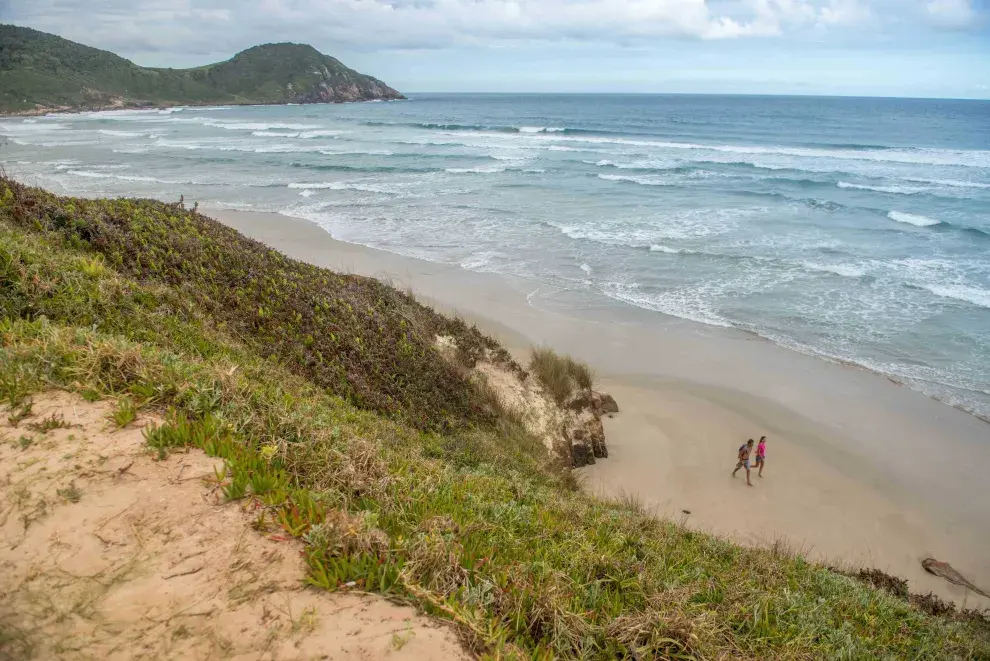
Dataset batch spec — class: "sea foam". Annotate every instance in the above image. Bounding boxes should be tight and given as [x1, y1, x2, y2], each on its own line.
[838, 181, 921, 195]
[67, 170, 177, 184]
[445, 166, 505, 174]
[922, 284, 990, 309]
[597, 173, 670, 186]
[888, 211, 941, 227]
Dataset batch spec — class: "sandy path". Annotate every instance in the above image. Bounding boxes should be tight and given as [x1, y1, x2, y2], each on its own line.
[0, 392, 469, 661]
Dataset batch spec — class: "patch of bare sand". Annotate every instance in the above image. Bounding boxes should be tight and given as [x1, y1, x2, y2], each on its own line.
[434, 335, 563, 452]
[0, 392, 470, 661]
[473, 360, 567, 456]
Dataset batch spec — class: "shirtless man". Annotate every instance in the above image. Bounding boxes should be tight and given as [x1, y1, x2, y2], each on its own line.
[732, 439, 755, 486]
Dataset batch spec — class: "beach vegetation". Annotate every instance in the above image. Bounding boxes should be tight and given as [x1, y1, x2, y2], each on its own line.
[26, 412, 71, 433]
[56, 483, 81, 503]
[0, 176, 986, 659]
[529, 346, 595, 405]
[6, 400, 32, 427]
[108, 398, 137, 429]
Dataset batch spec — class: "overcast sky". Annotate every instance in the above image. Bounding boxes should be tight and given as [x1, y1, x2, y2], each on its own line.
[3, 0, 988, 98]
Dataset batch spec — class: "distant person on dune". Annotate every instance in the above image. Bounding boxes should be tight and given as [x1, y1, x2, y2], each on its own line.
[754, 436, 767, 478]
[732, 439, 755, 486]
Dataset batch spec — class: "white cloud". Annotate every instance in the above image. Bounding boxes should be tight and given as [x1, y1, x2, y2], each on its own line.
[0, 0, 975, 58]
[924, 0, 976, 28]
[819, 0, 873, 25]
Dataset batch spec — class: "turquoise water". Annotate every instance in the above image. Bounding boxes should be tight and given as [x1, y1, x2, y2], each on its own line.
[3, 94, 989, 419]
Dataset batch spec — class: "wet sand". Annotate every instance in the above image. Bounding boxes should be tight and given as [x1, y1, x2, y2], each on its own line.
[211, 208, 990, 608]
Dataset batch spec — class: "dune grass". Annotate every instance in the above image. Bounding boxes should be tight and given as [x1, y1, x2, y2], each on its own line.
[0, 178, 987, 660]
[529, 347, 595, 406]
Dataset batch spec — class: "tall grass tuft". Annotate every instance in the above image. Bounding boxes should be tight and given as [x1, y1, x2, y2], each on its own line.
[529, 346, 594, 405]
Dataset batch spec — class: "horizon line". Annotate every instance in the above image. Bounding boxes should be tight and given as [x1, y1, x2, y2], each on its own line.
[400, 90, 990, 102]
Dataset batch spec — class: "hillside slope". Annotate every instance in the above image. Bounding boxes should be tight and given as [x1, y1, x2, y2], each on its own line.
[0, 178, 987, 659]
[0, 24, 403, 113]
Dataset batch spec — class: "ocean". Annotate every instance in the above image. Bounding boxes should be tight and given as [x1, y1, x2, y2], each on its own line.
[2, 94, 989, 419]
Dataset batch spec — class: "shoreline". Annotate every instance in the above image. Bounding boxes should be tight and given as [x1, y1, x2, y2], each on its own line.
[209, 207, 990, 609]
[0, 97, 408, 118]
[266, 206, 989, 427]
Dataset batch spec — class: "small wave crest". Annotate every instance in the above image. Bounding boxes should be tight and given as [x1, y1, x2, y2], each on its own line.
[291, 162, 416, 174]
[922, 284, 990, 309]
[319, 149, 395, 156]
[98, 129, 157, 138]
[838, 181, 922, 195]
[903, 177, 990, 190]
[287, 181, 398, 195]
[597, 173, 670, 186]
[248, 129, 342, 139]
[252, 131, 300, 138]
[502, 133, 990, 169]
[300, 130, 344, 139]
[172, 119, 323, 131]
[66, 170, 196, 185]
[367, 121, 575, 134]
[799, 261, 867, 278]
[0, 121, 69, 134]
[445, 166, 505, 174]
[593, 159, 682, 172]
[888, 210, 941, 227]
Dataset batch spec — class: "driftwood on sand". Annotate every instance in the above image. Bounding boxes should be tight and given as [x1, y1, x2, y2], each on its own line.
[922, 558, 990, 599]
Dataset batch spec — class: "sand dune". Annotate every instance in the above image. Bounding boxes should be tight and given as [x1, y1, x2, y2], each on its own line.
[211, 208, 990, 610]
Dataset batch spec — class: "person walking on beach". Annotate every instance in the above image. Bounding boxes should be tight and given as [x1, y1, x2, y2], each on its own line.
[732, 439, 755, 486]
[754, 436, 767, 478]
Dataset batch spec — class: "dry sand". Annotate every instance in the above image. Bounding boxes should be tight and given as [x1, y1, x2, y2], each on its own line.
[211, 208, 990, 610]
[0, 392, 469, 660]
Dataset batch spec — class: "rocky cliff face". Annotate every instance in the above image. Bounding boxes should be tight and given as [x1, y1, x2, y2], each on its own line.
[297, 74, 404, 104]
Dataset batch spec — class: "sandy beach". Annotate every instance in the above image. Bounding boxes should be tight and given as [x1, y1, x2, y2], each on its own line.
[211, 208, 990, 609]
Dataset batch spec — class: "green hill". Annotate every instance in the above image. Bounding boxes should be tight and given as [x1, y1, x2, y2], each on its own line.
[0, 178, 987, 659]
[0, 24, 403, 114]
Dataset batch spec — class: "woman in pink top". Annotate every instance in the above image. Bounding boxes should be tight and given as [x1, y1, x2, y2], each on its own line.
[754, 436, 767, 478]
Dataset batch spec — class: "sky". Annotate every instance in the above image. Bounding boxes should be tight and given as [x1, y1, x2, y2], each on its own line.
[2, 0, 988, 98]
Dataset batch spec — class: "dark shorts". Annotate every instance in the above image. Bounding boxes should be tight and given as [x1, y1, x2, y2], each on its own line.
[755, 455, 765, 464]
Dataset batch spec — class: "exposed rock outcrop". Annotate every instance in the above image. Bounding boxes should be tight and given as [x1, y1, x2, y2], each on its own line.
[436, 336, 616, 468]
[599, 393, 620, 415]
[567, 411, 608, 467]
[300, 77, 403, 104]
